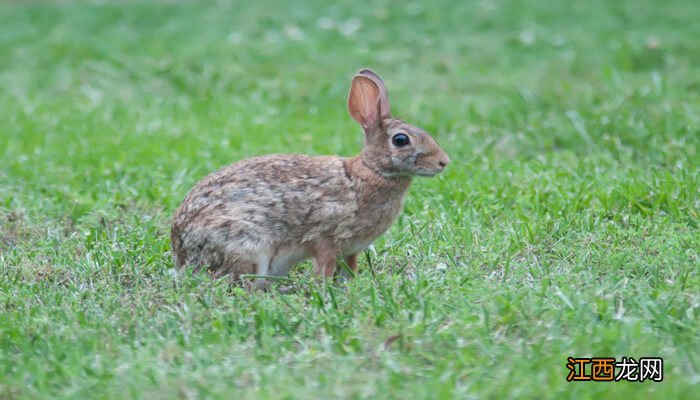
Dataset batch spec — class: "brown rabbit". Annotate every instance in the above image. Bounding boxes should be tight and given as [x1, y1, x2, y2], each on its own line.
[171, 69, 449, 286]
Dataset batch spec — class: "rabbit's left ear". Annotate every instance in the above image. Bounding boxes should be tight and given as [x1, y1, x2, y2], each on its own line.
[348, 69, 392, 132]
[348, 74, 381, 131]
[358, 69, 391, 120]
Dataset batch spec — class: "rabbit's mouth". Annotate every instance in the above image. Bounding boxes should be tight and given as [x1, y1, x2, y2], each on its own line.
[410, 153, 449, 177]
[413, 160, 448, 177]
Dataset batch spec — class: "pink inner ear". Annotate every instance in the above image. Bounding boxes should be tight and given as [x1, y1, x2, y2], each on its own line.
[357, 70, 391, 119]
[349, 76, 380, 129]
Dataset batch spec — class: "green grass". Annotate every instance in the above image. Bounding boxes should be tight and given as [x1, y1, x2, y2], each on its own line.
[1, 0, 699, 398]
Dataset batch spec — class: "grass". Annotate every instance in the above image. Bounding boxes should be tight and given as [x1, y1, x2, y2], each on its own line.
[0, 0, 698, 398]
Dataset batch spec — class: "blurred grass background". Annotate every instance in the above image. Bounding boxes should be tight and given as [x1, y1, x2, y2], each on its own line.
[0, 0, 698, 398]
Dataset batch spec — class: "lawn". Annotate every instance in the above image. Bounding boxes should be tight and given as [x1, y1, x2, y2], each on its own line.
[1, 0, 698, 398]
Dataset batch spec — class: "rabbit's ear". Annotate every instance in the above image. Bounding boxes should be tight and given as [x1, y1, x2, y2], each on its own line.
[348, 74, 382, 131]
[358, 69, 391, 120]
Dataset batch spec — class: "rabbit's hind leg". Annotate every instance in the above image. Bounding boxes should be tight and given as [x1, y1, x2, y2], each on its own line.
[207, 251, 257, 280]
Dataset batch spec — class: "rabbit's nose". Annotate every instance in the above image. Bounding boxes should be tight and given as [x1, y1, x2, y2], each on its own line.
[438, 154, 450, 169]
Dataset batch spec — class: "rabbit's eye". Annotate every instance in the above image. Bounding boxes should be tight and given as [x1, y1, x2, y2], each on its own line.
[392, 133, 410, 147]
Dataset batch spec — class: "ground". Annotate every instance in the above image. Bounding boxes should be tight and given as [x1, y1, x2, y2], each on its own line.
[0, 0, 698, 398]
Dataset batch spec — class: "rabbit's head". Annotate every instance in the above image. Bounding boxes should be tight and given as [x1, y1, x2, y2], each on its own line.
[348, 69, 450, 177]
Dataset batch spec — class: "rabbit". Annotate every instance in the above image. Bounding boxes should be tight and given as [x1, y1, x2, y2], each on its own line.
[171, 69, 450, 286]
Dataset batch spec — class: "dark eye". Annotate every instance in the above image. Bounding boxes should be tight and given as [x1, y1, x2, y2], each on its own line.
[391, 133, 410, 147]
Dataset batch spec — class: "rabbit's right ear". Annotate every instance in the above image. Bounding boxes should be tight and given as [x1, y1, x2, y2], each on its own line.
[348, 75, 381, 132]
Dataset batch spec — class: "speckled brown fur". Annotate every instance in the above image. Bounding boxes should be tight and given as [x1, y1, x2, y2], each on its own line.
[171, 69, 449, 284]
